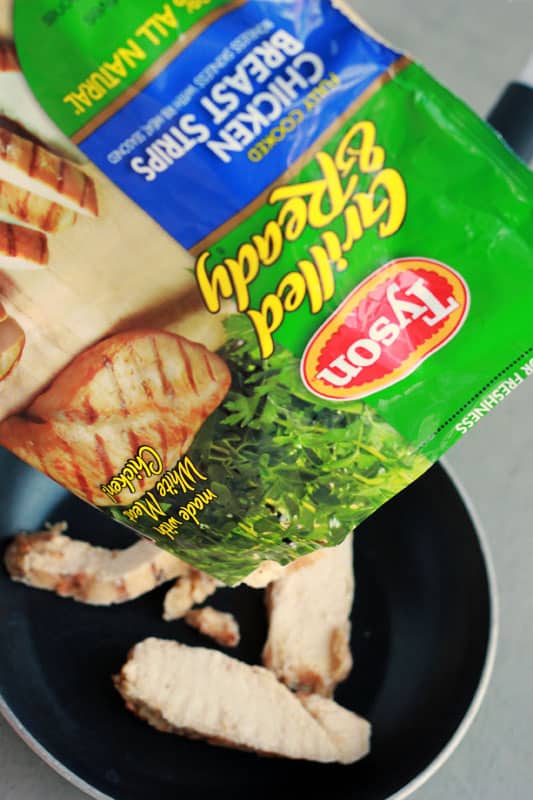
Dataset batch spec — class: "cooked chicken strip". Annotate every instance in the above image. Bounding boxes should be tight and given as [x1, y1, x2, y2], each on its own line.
[298, 693, 370, 765]
[0, 220, 48, 268]
[0, 127, 97, 216]
[0, 330, 231, 505]
[0, 39, 82, 162]
[4, 523, 191, 605]
[262, 534, 354, 696]
[163, 572, 220, 621]
[242, 559, 286, 588]
[241, 550, 329, 588]
[114, 639, 370, 764]
[0, 178, 77, 231]
[185, 607, 240, 648]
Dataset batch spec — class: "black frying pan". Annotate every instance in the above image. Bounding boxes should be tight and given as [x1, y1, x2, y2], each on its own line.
[488, 76, 533, 163]
[0, 451, 495, 800]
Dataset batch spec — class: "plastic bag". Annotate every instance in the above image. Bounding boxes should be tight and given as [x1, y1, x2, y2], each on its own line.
[0, 0, 531, 583]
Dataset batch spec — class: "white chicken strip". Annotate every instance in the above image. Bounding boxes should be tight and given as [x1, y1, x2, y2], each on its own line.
[262, 534, 354, 696]
[298, 693, 370, 765]
[114, 639, 370, 764]
[185, 607, 240, 648]
[241, 550, 330, 588]
[163, 572, 221, 621]
[4, 523, 191, 605]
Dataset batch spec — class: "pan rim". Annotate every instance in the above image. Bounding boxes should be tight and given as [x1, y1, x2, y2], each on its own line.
[382, 457, 499, 800]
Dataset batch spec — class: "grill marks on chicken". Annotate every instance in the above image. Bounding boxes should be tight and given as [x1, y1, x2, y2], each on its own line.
[0, 126, 97, 217]
[0, 38, 94, 381]
[0, 219, 48, 268]
[0, 35, 82, 162]
[0, 178, 77, 232]
[0, 330, 231, 505]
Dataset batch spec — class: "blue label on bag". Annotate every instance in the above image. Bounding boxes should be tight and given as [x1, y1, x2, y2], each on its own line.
[77, 0, 400, 249]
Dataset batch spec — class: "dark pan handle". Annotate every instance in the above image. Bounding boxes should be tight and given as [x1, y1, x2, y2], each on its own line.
[488, 55, 533, 163]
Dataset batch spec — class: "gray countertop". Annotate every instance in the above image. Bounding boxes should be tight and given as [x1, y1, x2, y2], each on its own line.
[1, 1, 532, 798]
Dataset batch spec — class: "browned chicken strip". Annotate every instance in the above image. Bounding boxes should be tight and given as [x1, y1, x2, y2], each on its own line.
[114, 639, 371, 764]
[185, 607, 240, 648]
[0, 330, 231, 505]
[0, 220, 48, 268]
[0, 38, 82, 162]
[4, 523, 192, 605]
[0, 126, 97, 216]
[0, 178, 77, 231]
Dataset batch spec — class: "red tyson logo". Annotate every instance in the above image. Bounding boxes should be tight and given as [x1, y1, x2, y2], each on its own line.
[301, 257, 470, 401]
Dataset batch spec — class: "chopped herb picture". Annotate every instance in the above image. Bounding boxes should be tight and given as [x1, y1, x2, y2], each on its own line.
[124, 316, 430, 584]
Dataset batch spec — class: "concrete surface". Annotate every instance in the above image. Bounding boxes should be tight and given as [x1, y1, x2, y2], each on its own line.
[0, 1, 532, 798]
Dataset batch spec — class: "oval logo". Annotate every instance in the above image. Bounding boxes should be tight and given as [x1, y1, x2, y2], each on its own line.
[301, 257, 470, 401]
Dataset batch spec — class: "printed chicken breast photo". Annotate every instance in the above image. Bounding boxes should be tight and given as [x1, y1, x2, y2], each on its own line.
[0, 29, 233, 518]
[0, 330, 232, 506]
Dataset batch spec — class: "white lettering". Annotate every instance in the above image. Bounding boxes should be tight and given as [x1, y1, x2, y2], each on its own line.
[387, 281, 427, 329]
[318, 275, 464, 390]
[406, 278, 460, 327]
